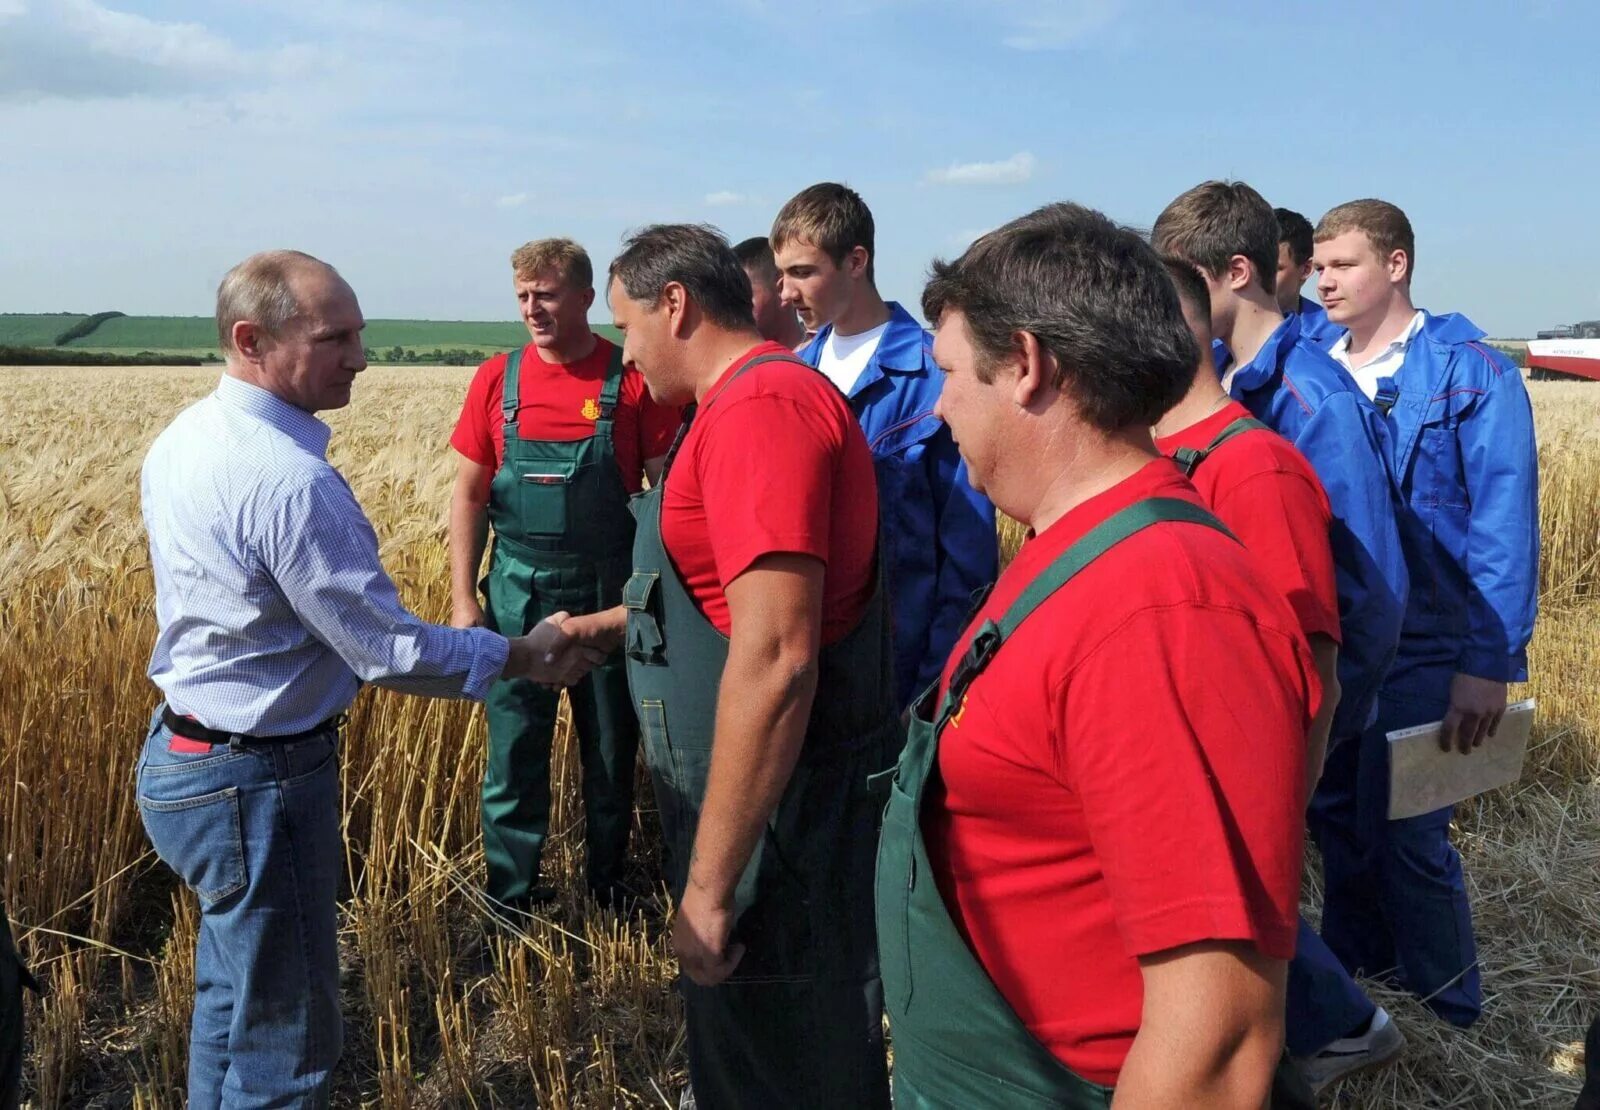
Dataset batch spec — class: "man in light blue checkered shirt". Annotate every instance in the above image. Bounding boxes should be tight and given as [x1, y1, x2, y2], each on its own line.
[137, 250, 597, 1108]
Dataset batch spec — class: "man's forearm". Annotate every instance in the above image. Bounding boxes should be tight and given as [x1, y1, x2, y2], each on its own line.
[687, 637, 818, 903]
[1114, 1020, 1280, 1110]
[449, 498, 489, 609]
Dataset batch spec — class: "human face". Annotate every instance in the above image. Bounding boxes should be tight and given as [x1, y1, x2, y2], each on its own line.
[515, 269, 595, 352]
[931, 309, 1010, 500]
[1274, 241, 1313, 316]
[744, 265, 789, 343]
[257, 270, 366, 413]
[1313, 230, 1404, 328]
[774, 239, 855, 332]
[609, 277, 686, 405]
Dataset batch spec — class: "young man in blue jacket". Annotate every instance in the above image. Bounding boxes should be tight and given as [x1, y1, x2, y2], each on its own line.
[1275, 208, 1339, 345]
[1154, 181, 1411, 1087]
[1312, 199, 1539, 1030]
[771, 183, 998, 709]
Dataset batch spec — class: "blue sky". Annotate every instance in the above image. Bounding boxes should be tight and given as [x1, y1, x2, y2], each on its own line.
[2, 0, 1595, 337]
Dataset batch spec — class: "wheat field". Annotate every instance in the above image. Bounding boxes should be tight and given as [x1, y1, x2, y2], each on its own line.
[1, 366, 1596, 1108]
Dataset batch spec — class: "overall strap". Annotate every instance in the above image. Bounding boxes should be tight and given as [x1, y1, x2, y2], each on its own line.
[1171, 415, 1273, 477]
[597, 342, 626, 417]
[935, 498, 1234, 734]
[1373, 376, 1400, 416]
[500, 347, 524, 439]
[659, 352, 809, 481]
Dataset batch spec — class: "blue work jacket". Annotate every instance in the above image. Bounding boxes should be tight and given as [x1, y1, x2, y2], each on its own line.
[1296, 295, 1341, 346]
[1228, 313, 1409, 739]
[799, 302, 999, 708]
[1371, 312, 1538, 684]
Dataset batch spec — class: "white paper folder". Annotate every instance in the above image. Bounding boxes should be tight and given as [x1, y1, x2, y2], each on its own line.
[1386, 699, 1537, 820]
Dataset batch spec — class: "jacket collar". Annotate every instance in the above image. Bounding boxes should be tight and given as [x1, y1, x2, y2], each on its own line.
[1226, 312, 1299, 395]
[1418, 310, 1486, 348]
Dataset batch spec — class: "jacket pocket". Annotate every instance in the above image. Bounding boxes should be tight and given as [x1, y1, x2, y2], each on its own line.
[623, 571, 666, 665]
[515, 462, 576, 536]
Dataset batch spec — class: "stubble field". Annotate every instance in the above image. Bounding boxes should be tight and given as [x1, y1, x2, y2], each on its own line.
[1, 366, 1597, 1108]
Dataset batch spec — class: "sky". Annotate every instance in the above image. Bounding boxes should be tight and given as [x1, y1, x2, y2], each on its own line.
[2, 0, 1597, 337]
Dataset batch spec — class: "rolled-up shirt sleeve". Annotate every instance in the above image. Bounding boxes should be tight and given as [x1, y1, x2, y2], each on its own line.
[257, 473, 509, 700]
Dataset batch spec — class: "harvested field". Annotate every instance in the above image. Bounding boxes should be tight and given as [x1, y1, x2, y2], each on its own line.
[1, 366, 1595, 1107]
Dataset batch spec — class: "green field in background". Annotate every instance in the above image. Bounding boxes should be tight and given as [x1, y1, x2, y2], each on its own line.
[0, 313, 622, 359]
[0, 313, 90, 346]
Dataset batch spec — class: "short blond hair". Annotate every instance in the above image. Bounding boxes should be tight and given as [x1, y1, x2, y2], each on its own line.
[1315, 200, 1415, 280]
[510, 238, 593, 289]
[215, 249, 335, 354]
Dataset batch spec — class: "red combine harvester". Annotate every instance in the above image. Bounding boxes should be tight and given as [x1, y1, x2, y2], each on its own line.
[1528, 320, 1600, 381]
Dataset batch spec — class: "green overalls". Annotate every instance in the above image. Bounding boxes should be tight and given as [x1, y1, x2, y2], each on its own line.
[623, 353, 901, 1109]
[875, 497, 1232, 1108]
[481, 343, 641, 907]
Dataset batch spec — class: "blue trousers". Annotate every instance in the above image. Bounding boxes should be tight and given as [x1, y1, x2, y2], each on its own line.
[1307, 666, 1482, 1027]
[136, 709, 344, 1108]
[1286, 916, 1374, 1056]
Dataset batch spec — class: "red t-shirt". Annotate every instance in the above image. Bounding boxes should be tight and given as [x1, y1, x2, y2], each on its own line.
[1154, 400, 1342, 646]
[924, 460, 1316, 1087]
[660, 341, 878, 643]
[449, 336, 681, 493]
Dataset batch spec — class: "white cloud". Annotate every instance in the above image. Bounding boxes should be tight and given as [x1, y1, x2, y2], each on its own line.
[0, 0, 321, 102]
[495, 192, 529, 209]
[949, 227, 994, 248]
[925, 151, 1036, 186]
[704, 190, 747, 207]
[994, 0, 1119, 50]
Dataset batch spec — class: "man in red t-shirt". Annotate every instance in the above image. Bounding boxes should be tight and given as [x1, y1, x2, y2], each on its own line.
[1154, 259, 1402, 1092]
[448, 238, 679, 914]
[876, 203, 1317, 1106]
[562, 224, 896, 1107]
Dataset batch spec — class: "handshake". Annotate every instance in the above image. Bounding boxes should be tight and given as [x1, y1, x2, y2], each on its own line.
[493, 606, 628, 688]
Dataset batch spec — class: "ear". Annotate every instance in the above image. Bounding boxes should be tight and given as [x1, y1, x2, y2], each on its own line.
[580, 286, 597, 312]
[662, 282, 691, 339]
[1388, 249, 1411, 286]
[1012, 331, 1055, 409]
[1298, 259, 1315, 285]
[846, 245, 871, 281]
[1226, 254, 1253, 292]
[232, 320, 266, 362]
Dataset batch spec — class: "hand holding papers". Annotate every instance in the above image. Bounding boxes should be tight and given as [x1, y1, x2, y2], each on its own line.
[1388, 699, 1536, 820]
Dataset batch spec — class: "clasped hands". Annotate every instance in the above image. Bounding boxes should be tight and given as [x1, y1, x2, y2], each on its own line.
[493, 605, 628, 689]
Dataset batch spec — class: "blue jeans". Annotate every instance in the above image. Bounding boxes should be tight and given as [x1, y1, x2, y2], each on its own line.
[136, 708, 343, 1108]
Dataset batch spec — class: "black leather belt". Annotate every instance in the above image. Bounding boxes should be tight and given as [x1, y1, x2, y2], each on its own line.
[161, 706, 345, 746]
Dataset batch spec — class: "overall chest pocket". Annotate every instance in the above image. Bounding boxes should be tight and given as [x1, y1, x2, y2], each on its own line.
[515, 463, 576, 536]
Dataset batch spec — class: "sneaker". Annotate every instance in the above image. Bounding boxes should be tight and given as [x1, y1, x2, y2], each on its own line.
[1294, 1007, 1407, 1096]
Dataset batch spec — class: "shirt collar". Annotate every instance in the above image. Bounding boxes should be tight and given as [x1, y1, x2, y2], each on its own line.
[1332, 309, 1425, 361]
[216, 373, 332, 458]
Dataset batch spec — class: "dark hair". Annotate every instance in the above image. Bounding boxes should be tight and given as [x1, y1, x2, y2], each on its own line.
[1152, 180, 1278, 297]
[770, 182, 876, 282]
[733, 236, 779, 285]
[1161, 256, 1211, 332]
[1316, 199, 1416, 281]
[1274, 208, 1314, 268]
[608, 224, 756, 331]
[922, 202, 1197, 433]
